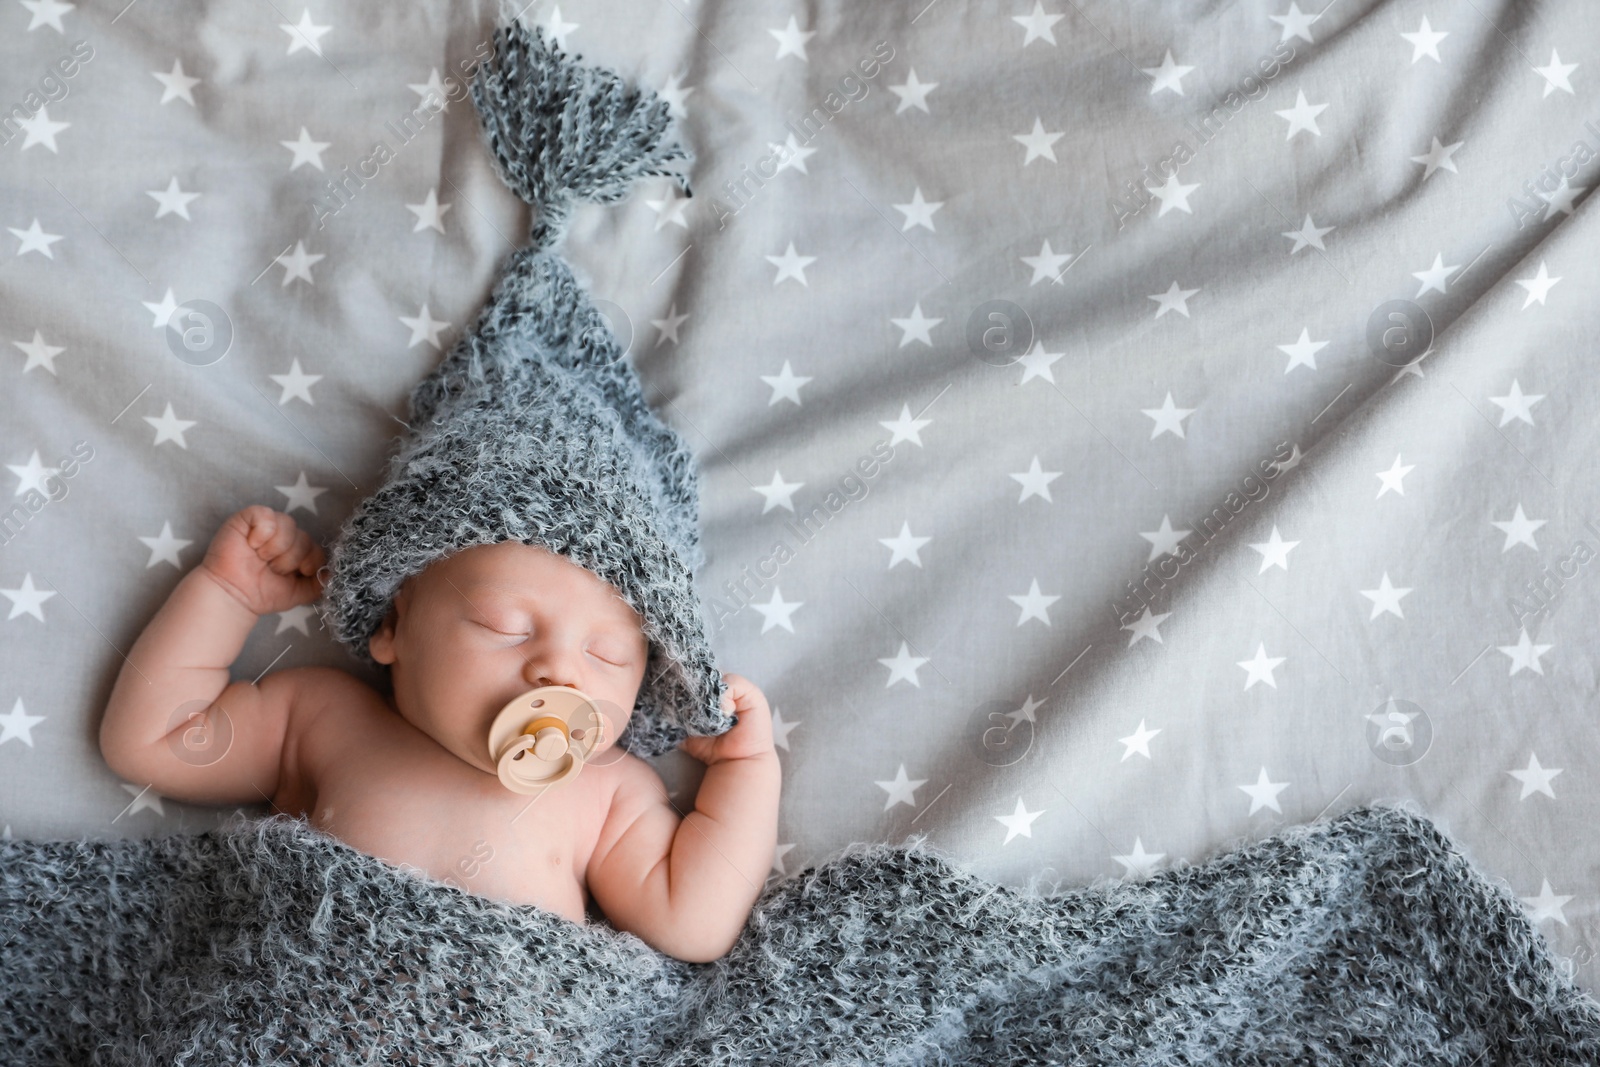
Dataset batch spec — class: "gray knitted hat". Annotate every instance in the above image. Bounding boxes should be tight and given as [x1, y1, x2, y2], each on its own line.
[314, 15, 732, 758]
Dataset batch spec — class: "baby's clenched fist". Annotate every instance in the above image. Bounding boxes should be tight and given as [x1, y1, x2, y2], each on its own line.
[200, 505, 326, 617]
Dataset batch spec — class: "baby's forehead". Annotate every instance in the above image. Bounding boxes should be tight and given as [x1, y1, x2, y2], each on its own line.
[423, 544, 642, 623]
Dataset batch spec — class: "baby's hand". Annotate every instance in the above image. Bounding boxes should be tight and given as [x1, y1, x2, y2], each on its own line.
[677, 672, 775, 766]
[200, 505, 326, 617]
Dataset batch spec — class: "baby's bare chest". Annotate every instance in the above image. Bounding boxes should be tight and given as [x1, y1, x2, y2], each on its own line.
[274, 677, 613, 924]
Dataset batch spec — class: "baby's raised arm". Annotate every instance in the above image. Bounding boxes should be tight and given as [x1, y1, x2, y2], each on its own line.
[588, 674, 781, 963]
[99, 505, 325, 808]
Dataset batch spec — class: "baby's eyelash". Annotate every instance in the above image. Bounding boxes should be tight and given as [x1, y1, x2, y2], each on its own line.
[474, 620, 629, 666]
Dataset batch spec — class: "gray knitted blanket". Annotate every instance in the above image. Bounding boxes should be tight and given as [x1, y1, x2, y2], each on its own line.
[3, 804, 1598, 1065]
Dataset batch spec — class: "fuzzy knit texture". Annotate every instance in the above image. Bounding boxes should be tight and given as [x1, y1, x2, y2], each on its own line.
[3, 803, 1600, 1065]
[313, 14, 732, 758]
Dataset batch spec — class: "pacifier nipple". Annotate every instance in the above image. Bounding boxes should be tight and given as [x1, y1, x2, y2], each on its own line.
[485, 686, 608, 797]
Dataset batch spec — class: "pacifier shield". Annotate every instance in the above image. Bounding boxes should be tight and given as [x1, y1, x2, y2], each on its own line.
[486, 686, 609, 796]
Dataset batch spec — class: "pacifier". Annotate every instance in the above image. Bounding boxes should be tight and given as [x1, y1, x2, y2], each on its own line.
[485, 685, 610, 797]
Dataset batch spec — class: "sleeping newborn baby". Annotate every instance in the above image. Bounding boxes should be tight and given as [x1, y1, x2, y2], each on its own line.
[97, 15, 781, 966]
[98, 505, 781, 964]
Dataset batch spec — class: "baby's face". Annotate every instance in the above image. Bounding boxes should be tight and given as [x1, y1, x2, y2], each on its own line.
[367, 541, 650, 778]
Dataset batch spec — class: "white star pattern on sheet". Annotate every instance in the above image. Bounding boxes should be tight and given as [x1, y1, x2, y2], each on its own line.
[1112, 837, 1164, 879]
[993, 797, 1045, 844]
[1376, 455, 1415, 497]
[1142, 393, 1195, 438]
[1491, 504, 1545, 552]
[398, 303, 448, 349]
[1008, 578, 1059, 626]
[7, 451, 58, 495]
[1281, 215, 1333, 253]
[765, 242, 815, 286]
[752, 471, 802, 514]
[1508, 753, 1562, 800]
[1140, 515, 1191, 559]
[1149, 281, 1199, 318]
[16, 107, 68, 152]
[1539, 176, 1585, 220]
[137, 520, 192, 568]
[143, 402, 197, 448]
[1533, 49, 1577, 97]
[1148, 171, 1199, 215]
[650, 302, 689, 346]
[657, 72, 692, 118]
[151, 58, 201, 105]
[1249, 525, 1299, 572]
[12, 331, 65, 376]
[878, 641, 929, 688]
[1012, 3, 1063, 48]
[1275, 89, 1328, 139]
[1277, 328, 1328, 373]
[1021, 239, 1075, 285]
[1521, 880, 1573, 925]
[1014, 339, 1064, 384]
[875, 765, 928, 810]
[147, 177, 200, 220]
[1410, 136, 1463, 180]
[645, 186, 691, 230]
[1360, 573, 1412, 619]
[116, 783, 166, 819]
[1269, 2, 1319, 44]
[752, 588, 802, 634]
[1, 573, 55, 621]
[270, 357, 327, 403]
[892, 187, 942, 232]
[280, 8, 332, 56]
[1118, 719, 1161, 760]
[1141, 49, 1194, 96]
[9, 219, 63, 259]
[770, 708, 800, 751]
[1010, 456, 1061, 503]
[405, 188, 452, 233]
[19, 0, 73, 33]
[275, 471, 328, 515]
[1497, 627, 1552, 676]
[768, 15, 814, 62]
[1488, 380, 1543, 427]
[1237, 643, 1286, 690]
[276, 604, 317, 636]
[879, 404, 933, 447]
[1239, 768, 1290, 815]
[275, 240, 325, 286]
[0, 698, 45, 746]
[759, 360, 811, 406]
[141, 287, 179, 327]
[1411, 252, 1460, 297]
[1515, 261, 1561, 308]
[280, 126, 331, 171]
[890, 68, 937, 114]
[767, 133, 816, 176]
[544, 6, 578, 49]
[1121, 607, 1171, 647]
[4, 0, 1599, 964]
[879, 521, 931, 568]
[408, 69, 452, 112]
[1013, 117, 1063, 166]
[1400, 17, 1448, 62]
[890, 302, 941, 347]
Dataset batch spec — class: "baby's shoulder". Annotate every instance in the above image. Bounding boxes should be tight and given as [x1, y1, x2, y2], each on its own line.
[262, 666, 386, 800]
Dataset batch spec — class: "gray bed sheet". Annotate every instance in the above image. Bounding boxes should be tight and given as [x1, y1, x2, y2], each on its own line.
[3, 0, 1597, 996]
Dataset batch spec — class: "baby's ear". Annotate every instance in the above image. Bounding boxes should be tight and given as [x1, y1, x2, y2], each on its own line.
[369, 605, 400, 665]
